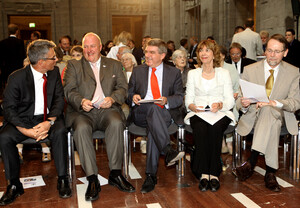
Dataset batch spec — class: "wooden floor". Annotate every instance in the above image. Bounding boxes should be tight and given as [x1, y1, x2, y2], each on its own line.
[0, 138, 300, 208]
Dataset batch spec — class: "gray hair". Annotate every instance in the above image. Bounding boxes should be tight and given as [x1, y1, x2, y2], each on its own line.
[121, 52, 137, 67]
[27, 39, 56, 65]
[172, 49, 187, 61]
[118, 46, 132, 55]
[146, 38, 167, 54]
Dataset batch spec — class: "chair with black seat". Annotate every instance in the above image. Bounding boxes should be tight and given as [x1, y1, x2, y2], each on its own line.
[233, 124, 300, 180]
[126, 122, 185, 177]
[68, 129, 129, 180]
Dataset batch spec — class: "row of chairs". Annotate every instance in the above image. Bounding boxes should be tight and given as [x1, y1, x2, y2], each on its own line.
[17, 120, 300, 183]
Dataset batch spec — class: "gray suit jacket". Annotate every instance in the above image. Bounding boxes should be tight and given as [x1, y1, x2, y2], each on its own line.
[236, 60, 300, 135]
[63, 56, 127, 127]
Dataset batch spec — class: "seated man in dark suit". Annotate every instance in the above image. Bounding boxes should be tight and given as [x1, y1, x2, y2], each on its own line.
[0, 40, 71, 206]
[63, 32, 135, 202]
[128, 38, 185, 193]
[226, 42, 256, 75]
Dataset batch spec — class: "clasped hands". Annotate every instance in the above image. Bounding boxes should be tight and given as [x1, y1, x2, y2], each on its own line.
[81, 97, 115, 112]
[17, 121, 51, 142]
[189, 102, 223, 113]
[132, 94, 168, 106]
[240, 97, 276, 109]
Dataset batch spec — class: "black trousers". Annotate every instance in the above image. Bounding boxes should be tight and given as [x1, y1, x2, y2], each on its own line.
[190, 115, 231, 178]
[132, 103, 172, 175]
[0, 116, 68, 180]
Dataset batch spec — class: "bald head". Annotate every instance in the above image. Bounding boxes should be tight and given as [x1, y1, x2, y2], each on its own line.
[82, 32, 102, 63]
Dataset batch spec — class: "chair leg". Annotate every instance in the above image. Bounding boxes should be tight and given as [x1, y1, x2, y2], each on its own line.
[232, 130, 242, 176]
[290, 134, 300, 180]
[283, 135, 288, 169]
[123, 127, 129, 179]
[177, 126, 185, 177]
[67, 131, 74, 182]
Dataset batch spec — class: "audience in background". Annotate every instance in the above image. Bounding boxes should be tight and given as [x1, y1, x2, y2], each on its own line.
[283, 28, 300, 68]
[54, 35, 72, 63]
[260, 30, 269, 53]
[101, 40, 114, 56]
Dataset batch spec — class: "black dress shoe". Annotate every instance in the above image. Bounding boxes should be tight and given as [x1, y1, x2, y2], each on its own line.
[141, 174, 157, 193]
[85, 179, 101, 201]
[0, 184, 24, 206]
[199, 178, 209, 192]
[109, 175, 135, 193]
[57, 178, 72, 198]
[165, 148, 185, 167]
[264, 172, 281, 192]
[209, 179, 220, 192]
[236, 161, 254, 181]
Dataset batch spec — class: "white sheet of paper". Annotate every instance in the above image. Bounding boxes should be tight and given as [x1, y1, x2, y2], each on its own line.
[197, 111, 226, 125]
[78, 174, 108, 186]
[239, 79, 269, 103]
[196, 107, 211, 111]
[138, 98, 162, 104]
[20, 175, 46, 189]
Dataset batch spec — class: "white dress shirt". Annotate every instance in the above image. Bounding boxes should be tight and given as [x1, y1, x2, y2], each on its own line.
[31, 65, 48, 115]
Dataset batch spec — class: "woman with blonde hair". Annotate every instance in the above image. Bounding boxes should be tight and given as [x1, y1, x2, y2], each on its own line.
[107, 31, 132, 60]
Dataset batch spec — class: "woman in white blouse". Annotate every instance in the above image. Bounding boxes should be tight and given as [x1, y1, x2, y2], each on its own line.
[185, 40, 235, 192]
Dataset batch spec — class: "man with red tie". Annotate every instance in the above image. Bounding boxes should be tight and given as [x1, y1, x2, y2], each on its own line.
[0, 40, 71, 206]
[128, 38, 185, 193]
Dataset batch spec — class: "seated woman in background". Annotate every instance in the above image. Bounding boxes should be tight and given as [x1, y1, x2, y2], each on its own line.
[61, 45, 83, 82]
[219, 45, 240, 155]
[172, 49, 190, 91]
[120, 52, 137, 119]
[185, 40, 235, 192]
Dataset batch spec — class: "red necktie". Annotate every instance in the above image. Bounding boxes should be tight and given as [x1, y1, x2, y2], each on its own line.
[42, 74, 47, 121]
[151, 68, 163, 108]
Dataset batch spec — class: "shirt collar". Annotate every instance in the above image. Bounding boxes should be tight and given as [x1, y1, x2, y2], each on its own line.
[89, 57, 101, 68]
[9, 35, 17, 38]
[30, 65, 47, 79]
[149, 62, 163, 71]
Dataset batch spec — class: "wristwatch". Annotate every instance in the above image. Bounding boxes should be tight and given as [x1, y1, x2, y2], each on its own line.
[47, 119, 55, 126]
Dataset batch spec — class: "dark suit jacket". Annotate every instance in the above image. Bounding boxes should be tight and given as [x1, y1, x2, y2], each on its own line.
[128, 63, 184, 125]
[2, 65, 65, 129]
[132, 47, 144, 65]
[283, 39, 300, 69]
[225, 57, 256, 73]
[0, 36, 25, 82]
[63, 56, 128, 127]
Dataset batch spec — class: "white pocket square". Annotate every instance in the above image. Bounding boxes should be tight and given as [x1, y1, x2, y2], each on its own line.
[112, 75, 116, 78]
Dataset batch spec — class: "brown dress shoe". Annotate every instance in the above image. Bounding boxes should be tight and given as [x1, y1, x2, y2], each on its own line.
[236, 161, 254, 181]
[264, 172, 281, 192]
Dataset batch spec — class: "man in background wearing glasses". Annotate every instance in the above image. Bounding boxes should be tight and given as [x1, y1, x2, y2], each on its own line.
[0, 39, 71, 206]
[235, 34, 300, 192]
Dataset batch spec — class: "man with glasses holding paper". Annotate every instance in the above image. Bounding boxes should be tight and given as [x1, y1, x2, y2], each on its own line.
[64, 32, 135, 202]
[235, 34, 300, 192]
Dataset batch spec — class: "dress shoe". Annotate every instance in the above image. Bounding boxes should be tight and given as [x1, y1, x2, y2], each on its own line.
[165, 148, 185, 167]
[108, 175, 135, 193]
[199, 178, 209, 192]
[42, 152, 51, 162]
[141, 174, 157, 193]
[57, 178, 72, 198]
[85, 179, 101, 201]
[0, 184, 24, 206]
[236, 161, 254, 181]
[264, 172, 281, 192]
[209, 179, 220, 192]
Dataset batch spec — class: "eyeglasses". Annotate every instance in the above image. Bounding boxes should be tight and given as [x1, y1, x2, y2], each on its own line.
[266, 49, 285, 54]
[230, 53, 241, 57]
[43, 55, 57, 61]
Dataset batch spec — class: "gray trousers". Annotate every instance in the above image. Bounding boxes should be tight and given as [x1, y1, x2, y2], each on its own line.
[252, 106, 283, 169]
[72, 108, 124, 177]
